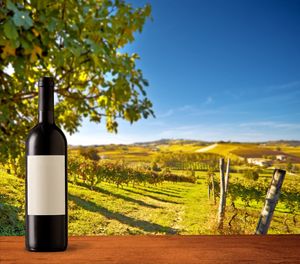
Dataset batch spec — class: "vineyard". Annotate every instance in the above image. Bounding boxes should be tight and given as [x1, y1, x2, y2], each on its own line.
[1, 141, 300, 235]
[68, 155, 196, 189]
[153, 152, 221, 171]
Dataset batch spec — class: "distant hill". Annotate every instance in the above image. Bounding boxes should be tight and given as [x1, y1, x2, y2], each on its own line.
[133, 139, 300, 147]
[133, 139, 210, 146]
[262, 140, 300, 147]
[69, 139, 300, 148]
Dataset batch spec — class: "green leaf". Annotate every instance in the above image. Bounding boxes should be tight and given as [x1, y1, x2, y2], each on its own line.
[10, 39, 20, 48]
[13, 57, 25, 75]
[47, 18, 57, 32]
[6, 0, 17, 12]
[13, 10, 33, 30]
[4, 20, 18, 40]
[20, 36, 32, 49]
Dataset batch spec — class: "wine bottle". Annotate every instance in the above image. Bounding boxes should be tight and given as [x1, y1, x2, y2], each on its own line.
[25, 77, 68, 251]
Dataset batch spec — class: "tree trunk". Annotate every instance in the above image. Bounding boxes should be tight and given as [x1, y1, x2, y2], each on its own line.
[255, 169, 286, 235]
[218, 158, 226, 229]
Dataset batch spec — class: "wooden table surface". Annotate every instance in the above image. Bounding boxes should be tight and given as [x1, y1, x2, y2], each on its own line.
[1, 235, 300, 264]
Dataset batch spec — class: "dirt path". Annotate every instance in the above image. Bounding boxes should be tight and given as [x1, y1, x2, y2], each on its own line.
[196, 143, 218, 153]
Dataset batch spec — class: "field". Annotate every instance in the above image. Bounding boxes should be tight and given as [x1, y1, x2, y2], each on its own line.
[1, 140, 300, 236]
[0, 168, 213, 235]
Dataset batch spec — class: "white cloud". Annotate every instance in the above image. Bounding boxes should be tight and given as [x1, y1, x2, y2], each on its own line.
[239, 121, 300, 129]
[178, 105, 195, 111]
[157, 109, 174, 118]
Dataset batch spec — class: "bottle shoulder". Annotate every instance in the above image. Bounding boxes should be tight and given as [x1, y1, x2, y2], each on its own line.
[27, 123, 66, 140]
[26, 123, 67, 155]
[55, 124, 68, 144]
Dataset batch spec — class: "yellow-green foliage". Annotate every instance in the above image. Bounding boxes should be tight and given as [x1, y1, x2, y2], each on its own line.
[0, 169, 25, 235]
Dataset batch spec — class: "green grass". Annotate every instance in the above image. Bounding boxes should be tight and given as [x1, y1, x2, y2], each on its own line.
[0, 167, 215, 235]
[69, 182, 181, 235]
[68, 179, 219, 235]
[180, 171, 216, 234]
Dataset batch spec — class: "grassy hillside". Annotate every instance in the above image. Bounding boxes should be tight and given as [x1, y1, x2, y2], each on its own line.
[196, 143, 241, 159]
[1, 166, 300, 235]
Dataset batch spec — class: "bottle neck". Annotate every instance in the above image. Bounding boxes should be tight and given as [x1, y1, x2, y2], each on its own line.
[38, 110, 54, 124]
[38, 84, 55, 124]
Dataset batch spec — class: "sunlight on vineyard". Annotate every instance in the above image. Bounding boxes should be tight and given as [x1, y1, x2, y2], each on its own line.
[1, 141, 300, 236]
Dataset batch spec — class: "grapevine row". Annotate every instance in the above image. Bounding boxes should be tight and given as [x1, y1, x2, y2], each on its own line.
[68, 155, 196, 189]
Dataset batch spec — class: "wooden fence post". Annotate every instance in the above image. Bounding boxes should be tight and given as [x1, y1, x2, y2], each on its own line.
[212, 173, 216, 205]
[225, 158, 230, 193]
[218, 158, 226, 229]
[255, 169, 286, 235]
[207, 168, 216, 204]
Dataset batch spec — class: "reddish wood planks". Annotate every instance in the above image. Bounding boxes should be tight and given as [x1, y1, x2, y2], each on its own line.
[0, 235, 300, 264]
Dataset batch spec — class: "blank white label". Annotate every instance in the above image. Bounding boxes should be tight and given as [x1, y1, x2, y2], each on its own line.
[27, 155, 65, 215]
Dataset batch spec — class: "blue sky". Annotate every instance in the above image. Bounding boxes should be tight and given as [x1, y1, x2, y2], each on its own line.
[67, 0, 300, 145]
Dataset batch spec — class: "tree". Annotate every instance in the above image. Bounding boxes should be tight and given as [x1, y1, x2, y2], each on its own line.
[0, 0, 153, 176]
[243, 169, 259, 181]
[79, 147, 100, 161]
[151, 161, 161, 172]
[286, 162, 293, 173]
[276, 146, 281, 151]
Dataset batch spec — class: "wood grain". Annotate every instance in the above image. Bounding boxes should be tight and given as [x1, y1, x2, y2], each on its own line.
[1, 235, 300, 264]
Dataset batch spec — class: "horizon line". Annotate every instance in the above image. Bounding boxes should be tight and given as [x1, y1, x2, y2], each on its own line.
[67, 138, 300, 147]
